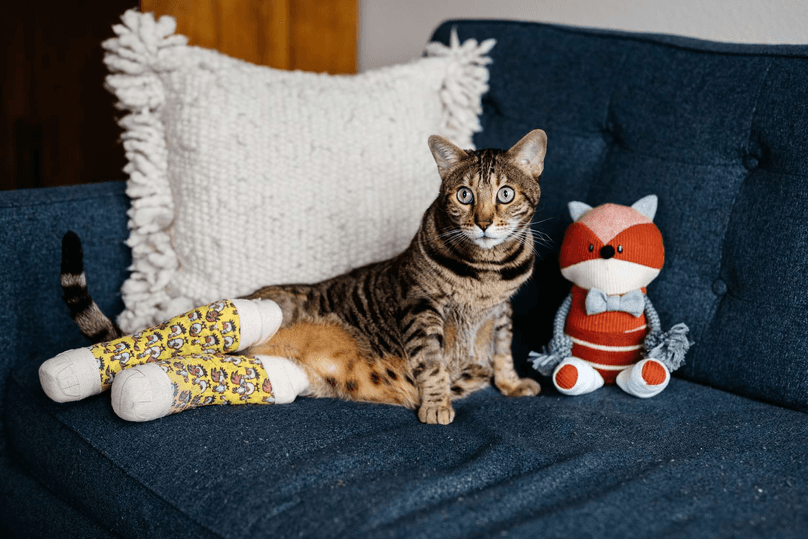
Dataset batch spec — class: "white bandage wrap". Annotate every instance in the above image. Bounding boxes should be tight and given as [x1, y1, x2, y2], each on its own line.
[110, 363, 174, 422]
[231, 299, 283, 350]
[257, 355, 311, 405]
[39, 348, 102, 403]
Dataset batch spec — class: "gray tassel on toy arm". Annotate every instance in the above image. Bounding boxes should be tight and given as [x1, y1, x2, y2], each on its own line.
[642, 295, 693, 372]
[528, 293, 573, 377]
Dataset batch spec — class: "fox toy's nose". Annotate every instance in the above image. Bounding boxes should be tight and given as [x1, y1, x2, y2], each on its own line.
[600, 245, 615, 259]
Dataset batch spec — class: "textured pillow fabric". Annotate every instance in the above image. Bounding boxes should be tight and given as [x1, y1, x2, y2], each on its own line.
[103, 10, 494, 332]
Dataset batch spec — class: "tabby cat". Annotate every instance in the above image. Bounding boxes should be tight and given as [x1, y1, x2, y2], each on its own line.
[62, 130, 547, 424]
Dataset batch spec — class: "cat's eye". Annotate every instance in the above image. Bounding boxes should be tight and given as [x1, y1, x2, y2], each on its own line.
[617, 245, 623, 253]
[588, 244, 594, 252]
[456, 187, 474, 205]
[497, 186, 515, 204]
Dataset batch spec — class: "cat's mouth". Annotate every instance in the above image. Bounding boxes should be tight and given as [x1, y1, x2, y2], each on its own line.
[472, 232, 507, 249]
[470, 224, 518, 249]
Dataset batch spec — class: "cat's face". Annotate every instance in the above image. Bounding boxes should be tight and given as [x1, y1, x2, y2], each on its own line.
[428, 130, 547, 250]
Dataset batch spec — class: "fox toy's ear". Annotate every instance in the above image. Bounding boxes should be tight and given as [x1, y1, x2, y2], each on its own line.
[568, 201, 593, 222]
[506, 129, 547, 180]
[631, 195, 658, 221]
[428, 135, 469, 180]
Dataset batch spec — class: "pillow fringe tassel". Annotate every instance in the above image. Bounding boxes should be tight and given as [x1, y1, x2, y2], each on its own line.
[102, 9, 188, 333]
[425, 27, 496, 150]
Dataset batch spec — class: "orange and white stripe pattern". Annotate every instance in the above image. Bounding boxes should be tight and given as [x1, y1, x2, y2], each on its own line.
[564, 285, 647, 384]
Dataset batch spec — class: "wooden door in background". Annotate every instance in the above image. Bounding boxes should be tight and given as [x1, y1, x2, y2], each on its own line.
[1, 0, 358, 191]
[142, 0, 358, 74]
[1, 0, 136, 191]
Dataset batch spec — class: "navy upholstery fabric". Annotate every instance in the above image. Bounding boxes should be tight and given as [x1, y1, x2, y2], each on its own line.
[0, 182, 130, 536]
[3, 20, 808, 539]
[0, 182, 130, 428]
[7, 361, 808, 538]
[431, 21, 808, 412]
[0, 182, 130, 535]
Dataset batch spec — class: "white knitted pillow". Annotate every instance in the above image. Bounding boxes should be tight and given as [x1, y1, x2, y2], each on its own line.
[103, 10, 494, 332]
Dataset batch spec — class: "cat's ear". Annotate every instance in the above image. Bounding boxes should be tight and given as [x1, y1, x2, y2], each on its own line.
[631, 195, 658, 221]
[506, 129, 547, 180]
[428, 135, 469, 180]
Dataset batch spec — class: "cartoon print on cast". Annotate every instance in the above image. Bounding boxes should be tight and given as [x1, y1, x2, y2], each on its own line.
[220, 355, 242, 366]
[189, 322, 205, 339]
[168, 338, 187, 351]
[261, 379, 275, 404]
[211, 368, 228, 393]
[188, 364, 208, 392]
[230, 372, 255, 401]
[112, 350, 132, 367]
[168, 323, 187, 338]
[206, 302, 227, 323]
[201, 334, 220, 352]
[172, 361, 190, 383]
[221, 320, 236, 335]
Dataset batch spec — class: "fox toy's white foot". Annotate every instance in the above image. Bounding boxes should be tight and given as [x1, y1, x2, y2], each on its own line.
[616, 358, 670, 398]
[552, 357, 604, 396]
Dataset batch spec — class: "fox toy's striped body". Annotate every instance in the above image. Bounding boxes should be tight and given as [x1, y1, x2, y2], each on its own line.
[564, 285, 648, 384]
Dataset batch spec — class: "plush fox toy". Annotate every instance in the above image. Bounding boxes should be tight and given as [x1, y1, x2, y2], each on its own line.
[529, 195, 691, 398]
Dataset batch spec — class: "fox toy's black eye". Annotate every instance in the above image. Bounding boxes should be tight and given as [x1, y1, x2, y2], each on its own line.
[617, 245, 623, 253]
[588, 244, 594, 252]
[456, 187, 474, 205]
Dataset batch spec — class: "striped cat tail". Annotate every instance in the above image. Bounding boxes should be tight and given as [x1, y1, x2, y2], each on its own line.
[61, 231, 124, 343]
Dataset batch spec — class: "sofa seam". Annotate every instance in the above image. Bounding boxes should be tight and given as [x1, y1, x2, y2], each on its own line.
[583, 49, 629, 205]
[491, 122, 806, 176]
[438, 19, 808, 60]
[0, 192, 125, 210]
[693, 59, 775, 377]
[6, 373, 226, 539]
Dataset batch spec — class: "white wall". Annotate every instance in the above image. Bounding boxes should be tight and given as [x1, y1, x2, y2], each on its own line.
[359, 0, 808, 71]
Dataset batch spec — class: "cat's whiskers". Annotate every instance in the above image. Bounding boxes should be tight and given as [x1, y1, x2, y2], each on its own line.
[529, 216, 552, 227]
[530, 229, 552, 248]
[438, 227, 472, 250]
[507, 224, 541, 256]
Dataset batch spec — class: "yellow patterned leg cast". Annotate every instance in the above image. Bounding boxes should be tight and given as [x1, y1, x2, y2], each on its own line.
[165, 354, 277, 412]
[110, 354, 311, 422]
[91, 300, 245, 389]
[39, 299, 282, 403]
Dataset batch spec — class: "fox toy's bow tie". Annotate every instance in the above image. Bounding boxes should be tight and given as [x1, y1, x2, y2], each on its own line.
[585, 289, 645, 317]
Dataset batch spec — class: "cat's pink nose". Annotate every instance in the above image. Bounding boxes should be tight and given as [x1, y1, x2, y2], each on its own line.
[477, 220, 492, 231]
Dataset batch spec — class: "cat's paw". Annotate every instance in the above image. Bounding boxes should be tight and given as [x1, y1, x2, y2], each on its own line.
[497, 377, 541, 397]
[418, 403, 456, 425]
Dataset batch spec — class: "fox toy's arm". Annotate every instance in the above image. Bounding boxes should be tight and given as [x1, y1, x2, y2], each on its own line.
[643, 295, 664, 350]
[643, 295, 692, 372]
[529, 293, 574, 377]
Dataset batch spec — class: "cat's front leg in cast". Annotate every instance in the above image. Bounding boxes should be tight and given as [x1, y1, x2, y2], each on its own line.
[110, 353, 310, 422]
[39, 299, 283, 403]
[490, 303, 540, 397]
[402, 299, 453, 424]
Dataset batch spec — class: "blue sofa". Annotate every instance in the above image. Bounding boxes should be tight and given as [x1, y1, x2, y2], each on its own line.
[3, 20, 808, 538]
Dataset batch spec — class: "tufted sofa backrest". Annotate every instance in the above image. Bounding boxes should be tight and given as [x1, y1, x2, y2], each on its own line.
[432, 21, 808, 412]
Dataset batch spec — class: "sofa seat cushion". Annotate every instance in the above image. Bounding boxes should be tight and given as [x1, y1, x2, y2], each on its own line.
[7, 360, 808, 538]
